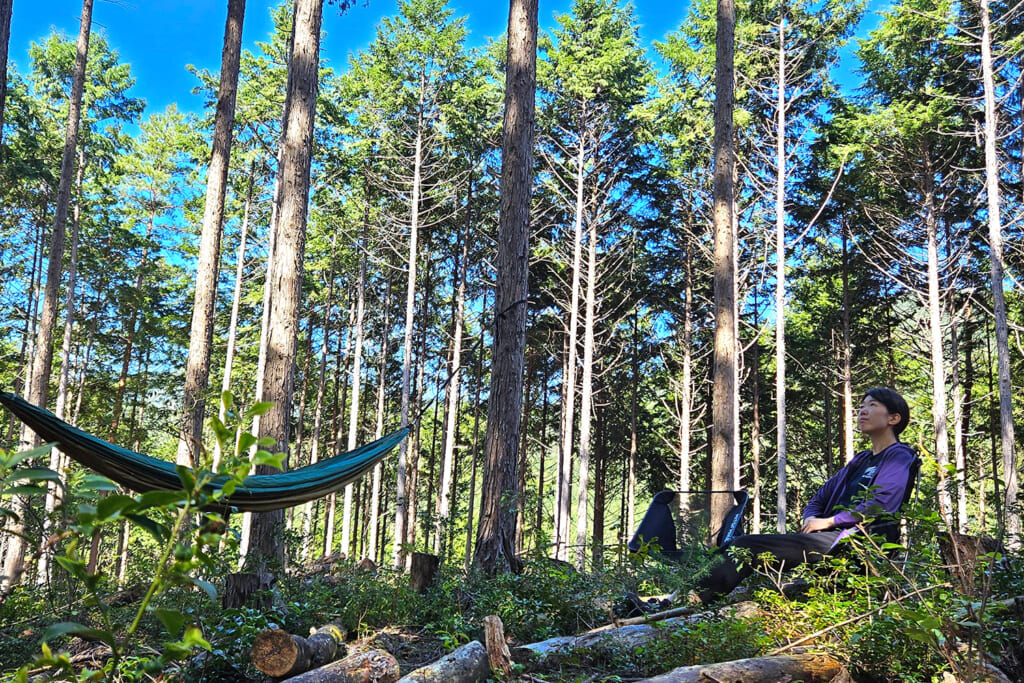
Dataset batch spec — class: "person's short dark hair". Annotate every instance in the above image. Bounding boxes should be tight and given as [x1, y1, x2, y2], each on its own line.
[863, 387, 910, 438]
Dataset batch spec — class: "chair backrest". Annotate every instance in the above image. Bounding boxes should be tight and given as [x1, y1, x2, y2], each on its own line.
[868, 454, 922, 545]
[629, 490, 748, 562]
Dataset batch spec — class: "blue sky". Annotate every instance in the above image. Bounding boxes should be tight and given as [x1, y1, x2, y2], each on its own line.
[9, 0, 692, 118]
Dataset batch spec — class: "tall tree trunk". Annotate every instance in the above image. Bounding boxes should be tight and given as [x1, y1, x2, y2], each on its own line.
[574, 204, 598, 569]
[981, 0, 1017, 546]
[368, 278, 391, 562]
[627, 310, 638, 536]
[680, 239, 693, 493]
[436, 194, 470, 555]
[710, 0, 737, 531]
[841, 224, 854, 464]
[922, 158, 953, 524]
[0, 0, 12, 151]
[591, 406, 606, 568]
[302, 234, 339, 561]
[325, 299, 354, 557]
[342, 236, 368, 555]
[178, 0, 246, 467]
[473, 0, 537, 576]
[3, 0, 92, 592]
[38, 151, 85, 585]
[394, 101, 426, 570]
[556, 120, 587, 562]
[214, 161, 256, 469]
[245, 0, 323, 579]
[946, 225, 967, 533]
[773, 14, 788, 534]
[464, 317, 485, 571]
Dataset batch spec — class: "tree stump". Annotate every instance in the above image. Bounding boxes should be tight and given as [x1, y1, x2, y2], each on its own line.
[223, 571, 274, 609]
[280, 648, 399, 683]
[938, 533, 1003, 596]
[395, 640, 490, 682]
[251, 623, 347, 678]
[409, 552, 439, 593]
[638, 652, 843, 682]
[483, 615, 513, 677]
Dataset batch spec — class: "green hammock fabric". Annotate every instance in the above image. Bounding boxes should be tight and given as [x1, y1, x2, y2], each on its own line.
[0, 392, 406, 513]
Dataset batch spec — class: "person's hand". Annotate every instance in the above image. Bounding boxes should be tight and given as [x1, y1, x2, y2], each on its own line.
[800, 516, 834, 534]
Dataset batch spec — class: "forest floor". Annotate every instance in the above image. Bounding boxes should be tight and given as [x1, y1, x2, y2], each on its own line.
[4, 535, 1024, 682]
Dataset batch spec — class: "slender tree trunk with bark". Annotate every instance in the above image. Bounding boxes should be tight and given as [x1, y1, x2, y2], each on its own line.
[840, 226, 854, 464]
[436, 199, 470, 555]
[464, 311, 485, 571]
[3, 0, 92, 592]
[368, 278, 391, 562]
[394, 103, 426, 569]
[215, 161, 255, 470]
[680, 241, 693, 493]
[774, 15, 788, 533]
[923, 161, 953, 524]
[556, 124, 587, 562]
[574, 208, 598, 569]
[473, 0, 537, 576]
[177, 0, 246, 467]
[0, 0, 12, 151]
[628, 311, 638, 536]
[244, 0, 323, 580]
[342, 237, 367, 556]
[302, 236, 339, 561]
[710, 0, 737, 532]
[980, 0, 1018, 546]
[38, 151, 84, 585]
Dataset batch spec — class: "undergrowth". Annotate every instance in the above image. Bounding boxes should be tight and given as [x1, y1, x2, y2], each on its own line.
[4, 405, 1024, 681]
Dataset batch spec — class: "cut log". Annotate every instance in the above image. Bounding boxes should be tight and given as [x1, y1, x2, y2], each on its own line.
[395, 640, 489, 682]
[409, 552, 439, 592]
[251, 623, 347, 678]
[637, 652, 844, 682]
[514, 602, 760, 671]
[280, 648, 399, 683]
[483, 615, 513, 677]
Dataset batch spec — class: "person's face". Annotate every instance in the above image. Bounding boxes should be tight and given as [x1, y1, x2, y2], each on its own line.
[857, 396, 899, 436]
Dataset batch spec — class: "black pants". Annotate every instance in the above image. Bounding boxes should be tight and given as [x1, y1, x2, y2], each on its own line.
[695, 530, 842, 603]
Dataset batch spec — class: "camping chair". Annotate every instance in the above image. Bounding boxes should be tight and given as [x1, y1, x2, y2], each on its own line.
[628, 490, 749, 564]
[864, 454, 923, 558]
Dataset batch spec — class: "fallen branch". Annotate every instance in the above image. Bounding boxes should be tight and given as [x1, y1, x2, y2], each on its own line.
[395, 640, 490, 682]
[279, 648, 400, 683]
[514, 603, 760, 671]
[637, 652, 844, 682]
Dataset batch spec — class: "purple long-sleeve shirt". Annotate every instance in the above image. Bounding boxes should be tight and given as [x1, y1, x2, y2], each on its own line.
[802, 442, 917, 543]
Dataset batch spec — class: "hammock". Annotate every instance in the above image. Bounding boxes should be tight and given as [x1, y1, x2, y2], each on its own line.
[0, 391, 406, 513]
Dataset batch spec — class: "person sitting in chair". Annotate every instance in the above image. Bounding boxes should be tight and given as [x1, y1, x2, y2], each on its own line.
[692, 387, 916, 604]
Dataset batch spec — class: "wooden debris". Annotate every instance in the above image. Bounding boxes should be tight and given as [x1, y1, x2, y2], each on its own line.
[514, 602, 760, 672]
[223, 570, 274, 609]
[395, 640, 490, 683]
[409, 552, 439, 593]
[938, 533, 1004, 596]
[637, 652, 844, 682]
[251, 623, 347, 678]
[280, 648, 399, 683]
[356, 557, 378, 572]
[483, 615, 513, 677]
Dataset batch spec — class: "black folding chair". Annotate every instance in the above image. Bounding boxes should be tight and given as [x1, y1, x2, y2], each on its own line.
[628, 490, 749, 564]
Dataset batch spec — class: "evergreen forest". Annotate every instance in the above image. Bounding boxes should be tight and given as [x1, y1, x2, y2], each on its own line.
[2, 0, 1024, 680]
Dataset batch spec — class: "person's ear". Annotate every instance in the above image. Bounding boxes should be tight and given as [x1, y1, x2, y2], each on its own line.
[887, 413, 901, 428]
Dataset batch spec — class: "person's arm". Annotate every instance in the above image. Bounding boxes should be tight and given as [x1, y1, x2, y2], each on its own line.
[800, 456, 859, 531]
[831, 445, 916, 527]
